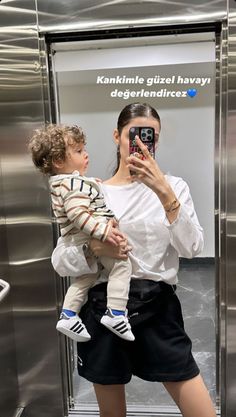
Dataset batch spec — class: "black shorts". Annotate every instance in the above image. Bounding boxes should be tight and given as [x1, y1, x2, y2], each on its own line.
[77, 279, 199, 385]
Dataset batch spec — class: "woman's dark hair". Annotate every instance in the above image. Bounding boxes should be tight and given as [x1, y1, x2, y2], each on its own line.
[114, 102, 161, 174]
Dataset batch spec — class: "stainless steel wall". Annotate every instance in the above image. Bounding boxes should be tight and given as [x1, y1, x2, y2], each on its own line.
[37, 0, 226, 31]
[226, 2, 236, 416]
[0, 1, 235, 416]
[0, 160, 19, 417]
[0, 1, 65, 417]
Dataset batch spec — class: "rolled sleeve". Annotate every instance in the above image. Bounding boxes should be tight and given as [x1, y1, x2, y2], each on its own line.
[51, 236, 98, 277]
[163, 180, 204, 258]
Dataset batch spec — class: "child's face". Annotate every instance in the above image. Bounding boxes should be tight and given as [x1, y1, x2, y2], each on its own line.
[60, 141, 89, 175]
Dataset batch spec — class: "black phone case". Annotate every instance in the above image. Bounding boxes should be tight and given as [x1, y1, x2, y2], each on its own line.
[129, 126, 155, 159]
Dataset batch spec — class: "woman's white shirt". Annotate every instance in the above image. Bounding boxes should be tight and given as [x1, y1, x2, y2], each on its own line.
[52, 175, 203, 285]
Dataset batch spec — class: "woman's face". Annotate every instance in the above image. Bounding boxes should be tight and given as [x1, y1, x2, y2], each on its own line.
[115, 116, 161, 164]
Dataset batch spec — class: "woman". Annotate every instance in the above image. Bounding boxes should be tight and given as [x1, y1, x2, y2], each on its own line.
[53, 103, 216, 417]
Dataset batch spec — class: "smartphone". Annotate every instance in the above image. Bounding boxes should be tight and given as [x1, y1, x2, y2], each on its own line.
[129, 126, 155, 159]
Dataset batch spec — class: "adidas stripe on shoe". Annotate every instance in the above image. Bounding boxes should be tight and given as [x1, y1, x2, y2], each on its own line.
[56, 312, 91, 342]
[100, 308, 135, 341]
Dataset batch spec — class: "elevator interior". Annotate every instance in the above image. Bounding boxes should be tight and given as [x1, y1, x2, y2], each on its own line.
[1, 0, 234, 416]
[49, 30, 218, 415]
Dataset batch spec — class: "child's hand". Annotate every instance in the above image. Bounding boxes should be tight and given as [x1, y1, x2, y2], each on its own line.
[108, 218, 119, 228]
[105, 226, 125, 246]
[90, 237, 132, 259]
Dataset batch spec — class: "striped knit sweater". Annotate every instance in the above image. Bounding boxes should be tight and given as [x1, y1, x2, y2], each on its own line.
[49, 172, 115, 241]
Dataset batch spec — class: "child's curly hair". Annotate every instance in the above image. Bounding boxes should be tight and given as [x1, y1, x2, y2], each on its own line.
[28, 124, 86, 175]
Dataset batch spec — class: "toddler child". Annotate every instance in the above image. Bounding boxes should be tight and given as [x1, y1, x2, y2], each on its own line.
[28, 124, 134, 342]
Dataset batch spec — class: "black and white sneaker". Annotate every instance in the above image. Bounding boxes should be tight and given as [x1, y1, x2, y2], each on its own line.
[56, 312, 91, 342]
[100, 308, 135, 341]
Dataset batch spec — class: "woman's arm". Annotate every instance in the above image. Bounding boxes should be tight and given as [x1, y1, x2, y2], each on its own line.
[126, 137, 180, 224]
[51, 236, 98, 277]
[51, 236, 132, 277]
[163, 180, 204, 258]
[126, 137, 204, 258]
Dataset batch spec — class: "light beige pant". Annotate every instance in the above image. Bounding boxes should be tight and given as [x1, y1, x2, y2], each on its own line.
[63, 256, 132, 312]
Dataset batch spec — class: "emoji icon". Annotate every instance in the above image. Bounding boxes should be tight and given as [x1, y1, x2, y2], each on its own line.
[187, 89, 197, 98]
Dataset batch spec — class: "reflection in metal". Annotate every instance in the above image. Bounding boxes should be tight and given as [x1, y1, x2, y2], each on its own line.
[40, 2, 226, 416]
[226, 2, 236, 416]
[37, 0, 226, 32]
[13, 408, 25, 417]
[50, 27, 218, 415]
[0, 278, 10, 302]
[0, 143, 19, 417]
[39, 12, 226, 33]
[0, 0, 65, 416]
[216, 20, 228, 417]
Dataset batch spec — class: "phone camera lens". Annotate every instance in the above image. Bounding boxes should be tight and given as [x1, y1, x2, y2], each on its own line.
[147, 129, 152, 134]
[147, 135, 151, 140]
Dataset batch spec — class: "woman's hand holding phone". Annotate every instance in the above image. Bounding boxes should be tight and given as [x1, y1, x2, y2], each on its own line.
[126, 136, 180, 224]
[129, 126, 155, 160]
[127, 135, 162, 191]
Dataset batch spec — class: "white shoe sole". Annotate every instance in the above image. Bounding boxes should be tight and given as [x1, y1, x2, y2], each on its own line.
[56, 323, 91, 342]
[100, 317, 135, 341]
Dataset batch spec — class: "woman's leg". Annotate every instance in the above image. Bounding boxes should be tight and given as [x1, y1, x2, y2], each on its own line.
[94, 383, 126, 417]
[163, 374, 217, 417]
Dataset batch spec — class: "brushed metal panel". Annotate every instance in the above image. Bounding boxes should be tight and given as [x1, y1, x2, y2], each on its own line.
[0, 1, 65, 417]
[226, 2, 236, 416]
[216, 21, 228, 417]
[0, 159, 19, 417]
[37, 0, 226, 33]
[0, 278, 10, 302]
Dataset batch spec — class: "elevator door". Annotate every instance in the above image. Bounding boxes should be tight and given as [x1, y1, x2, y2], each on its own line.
[50, 31, 218, 415]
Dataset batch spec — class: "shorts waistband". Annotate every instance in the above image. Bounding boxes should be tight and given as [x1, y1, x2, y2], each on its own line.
[88, 279, 176, 301]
